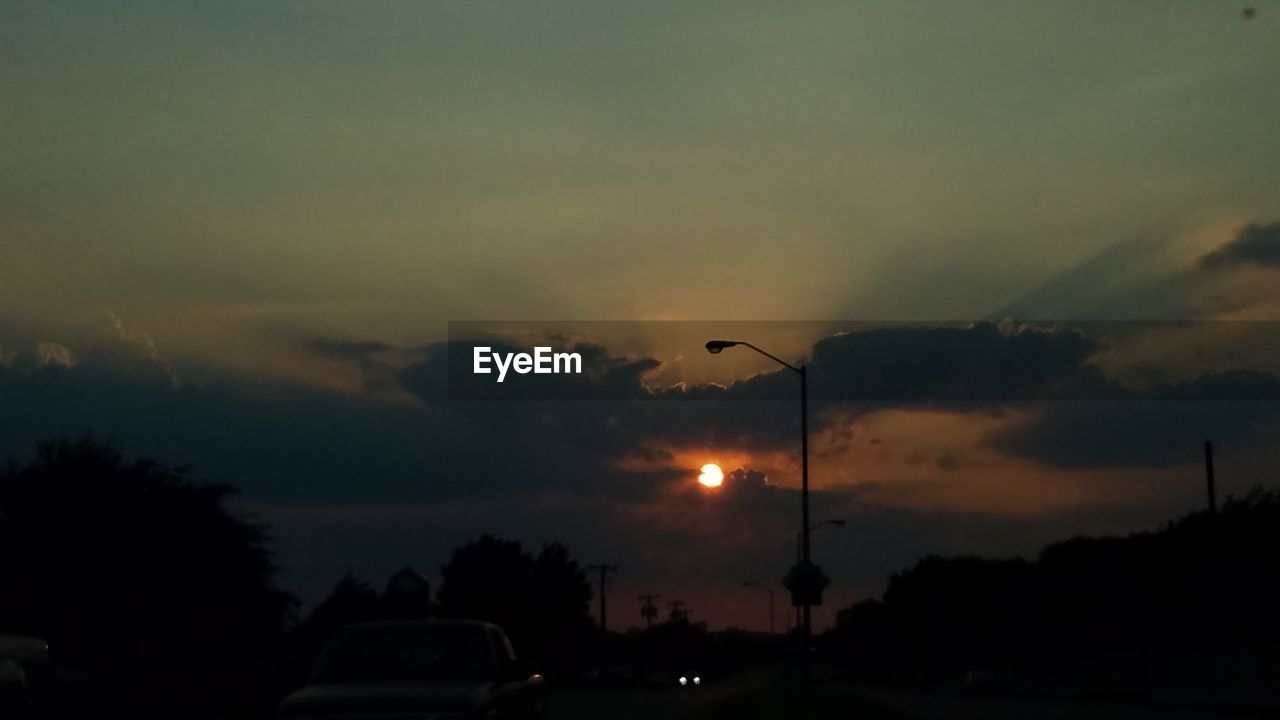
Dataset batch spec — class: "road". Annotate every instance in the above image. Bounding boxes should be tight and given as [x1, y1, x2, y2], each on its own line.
[859, 688, 1273, 720]
[551, 673, 916, 720]
[549, 669, 775, 720]
[554, 680, 1276, 720]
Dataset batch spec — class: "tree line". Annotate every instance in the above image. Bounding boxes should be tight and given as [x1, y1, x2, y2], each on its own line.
[0, 438, 619, 715]
[6, 437, 1278, 712]
[820, 488, 1280, 691]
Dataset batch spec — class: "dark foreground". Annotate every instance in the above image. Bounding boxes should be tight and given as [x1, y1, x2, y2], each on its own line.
[547, 674, 1273, 720]
[56, 669, 1280, 719]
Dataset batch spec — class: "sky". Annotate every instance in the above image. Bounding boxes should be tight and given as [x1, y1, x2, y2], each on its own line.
[3, 1, 1280, 630]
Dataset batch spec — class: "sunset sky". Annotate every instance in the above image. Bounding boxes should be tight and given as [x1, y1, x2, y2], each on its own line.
[4, 1, 1280, 629]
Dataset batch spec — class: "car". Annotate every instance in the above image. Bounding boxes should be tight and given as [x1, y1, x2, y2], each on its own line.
[675, 671, 705, 688]
[642, 669, 704, 690]
[0, 635, 51, 719]
[278, 620, 546, 720]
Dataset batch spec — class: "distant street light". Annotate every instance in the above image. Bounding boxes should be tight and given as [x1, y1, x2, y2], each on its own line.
[742, 581, 776, 634]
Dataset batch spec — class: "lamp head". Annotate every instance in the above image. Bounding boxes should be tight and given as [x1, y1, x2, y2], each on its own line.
[705, 340, 739, 355]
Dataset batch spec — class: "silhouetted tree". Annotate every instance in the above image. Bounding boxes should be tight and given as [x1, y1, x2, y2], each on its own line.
[0, 437, 295, 713]
[285, 569, 434, 686]
[822, 599, 892, 678]
[822, 487, 1280, 691]
[436, 534, 593, 673]
[288, 574, 381, 665]
[636, 615, 712, 673]
[882, 555, 1034, 667]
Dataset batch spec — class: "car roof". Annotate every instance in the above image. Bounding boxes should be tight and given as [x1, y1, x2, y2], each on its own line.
[341, 619, 503, 632]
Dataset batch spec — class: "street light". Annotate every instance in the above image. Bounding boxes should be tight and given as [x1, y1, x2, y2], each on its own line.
[705, 339, 823, 642]
[742, 581, 776, 634]
[796, 519, 846, 562]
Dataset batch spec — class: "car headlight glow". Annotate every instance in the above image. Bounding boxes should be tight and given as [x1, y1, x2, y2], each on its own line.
[693, 676, 701, 685]
[678, 675, 688, 686]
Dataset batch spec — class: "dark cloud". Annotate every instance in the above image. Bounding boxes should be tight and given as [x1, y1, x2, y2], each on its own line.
[420, 322, 1105, 406]
[307, 323, 1280, 473]
[309, 336, 805, 491]
[306, 338, 396, 357]
[804, 322, 1098, 405]
[992, 370, 1280, 469]
[306, 336, 420, 393]
[1200, 222, 1280, 269]
[727, 467, 767, 483]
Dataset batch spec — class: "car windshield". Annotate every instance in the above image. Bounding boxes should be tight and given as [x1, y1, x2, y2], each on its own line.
[312, 625, 496, 684]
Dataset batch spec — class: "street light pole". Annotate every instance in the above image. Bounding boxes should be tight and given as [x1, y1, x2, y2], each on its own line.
[705, 339, 820, 646]
[790, 518, 846, 636]
[799, 365, 811, 635]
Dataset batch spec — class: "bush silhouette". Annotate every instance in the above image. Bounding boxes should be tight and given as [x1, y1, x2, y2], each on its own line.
[0, 437, 295, 713]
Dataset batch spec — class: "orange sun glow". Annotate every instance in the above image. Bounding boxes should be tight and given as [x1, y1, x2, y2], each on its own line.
[697, 463, 724, 488]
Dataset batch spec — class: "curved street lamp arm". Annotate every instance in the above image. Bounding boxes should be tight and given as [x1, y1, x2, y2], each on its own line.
[738, 342, 804, 374]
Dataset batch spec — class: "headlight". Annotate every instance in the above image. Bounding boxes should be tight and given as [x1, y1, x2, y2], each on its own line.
[678, 676, 688, 686]
[693, 676, 701, 686]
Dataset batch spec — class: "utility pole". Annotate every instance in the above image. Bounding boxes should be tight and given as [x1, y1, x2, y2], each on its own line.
[1204, 440, 1217, 515]
[666, 599, 687, 623]
[588, 564, 618, 632]
[637, 594, 660, 628]
[1202, 440, 1220, 699]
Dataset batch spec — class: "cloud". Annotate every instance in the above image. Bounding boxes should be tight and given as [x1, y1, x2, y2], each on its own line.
[36, 341, 75, 368]
[19, 310, 179, 388]
[22, 311, 174, 382]
[727, 467, 769, 487]
[299, 322, 1280, 475]
[991, 370, 1280, 469]
[391, 322, 1103, 407]
[306, 338, 396, 358]
[305, 337, 423, 394]
[1200, 222, 1280, 269]
[803, 322, 1098, 406]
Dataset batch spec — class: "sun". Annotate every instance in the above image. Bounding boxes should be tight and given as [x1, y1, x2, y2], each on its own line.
[697, 463, 724, 489]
